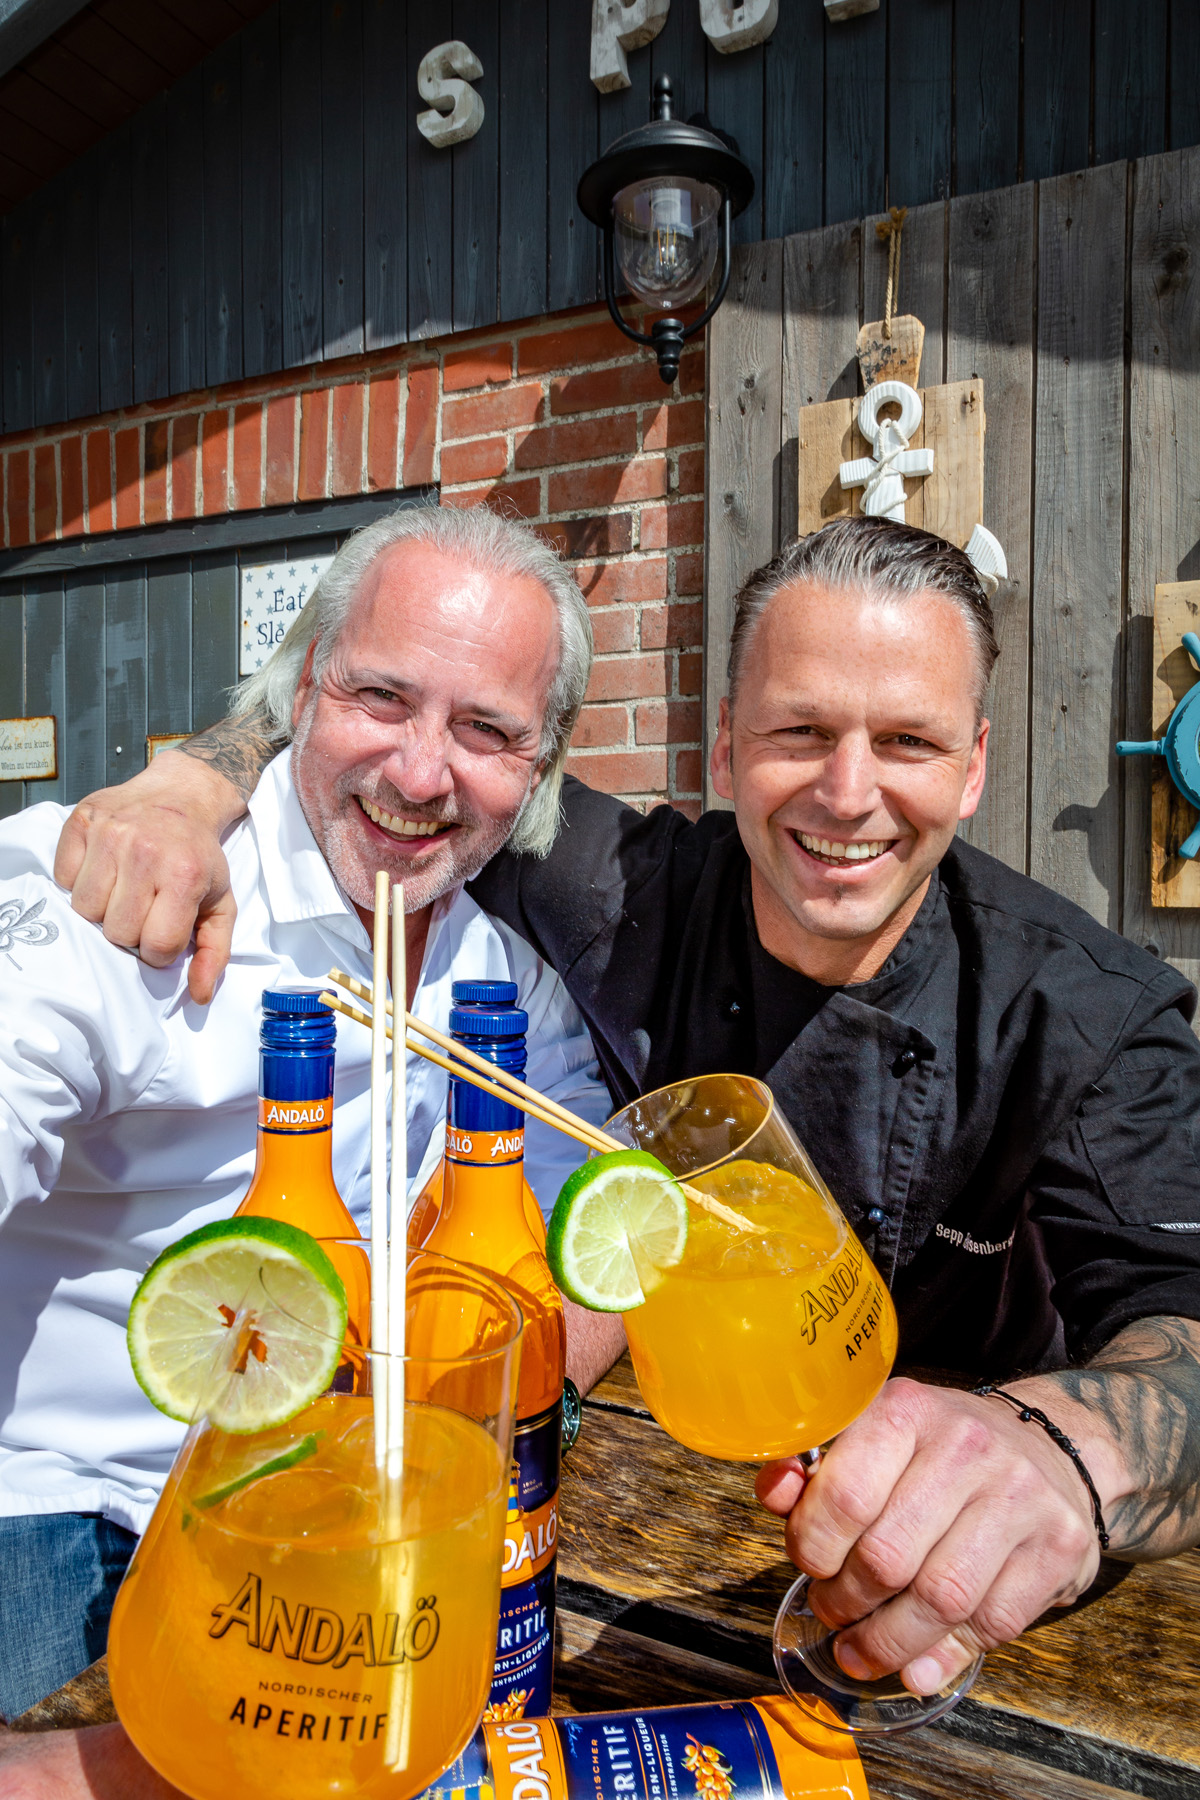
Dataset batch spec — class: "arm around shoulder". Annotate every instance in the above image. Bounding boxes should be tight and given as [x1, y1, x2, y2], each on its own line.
[52, 708, 278, 1004]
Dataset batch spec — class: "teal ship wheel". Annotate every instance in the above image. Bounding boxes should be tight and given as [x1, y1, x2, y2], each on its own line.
[1117, 630, 1200, 860]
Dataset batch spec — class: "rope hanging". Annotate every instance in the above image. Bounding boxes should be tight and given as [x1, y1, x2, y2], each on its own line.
[876, 206, 908, 339]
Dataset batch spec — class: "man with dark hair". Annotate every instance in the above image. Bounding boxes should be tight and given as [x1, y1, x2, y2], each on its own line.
[43, 515, 1200, 1714]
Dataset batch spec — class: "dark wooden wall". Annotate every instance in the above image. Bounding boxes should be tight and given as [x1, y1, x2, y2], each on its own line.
[2, 0, 1198, 441]
[703, 144, 1200, 993]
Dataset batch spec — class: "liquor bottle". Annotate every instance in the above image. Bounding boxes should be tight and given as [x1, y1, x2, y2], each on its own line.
[420, 1697, 867, 1800]
[236, 987, 370, 1366]
[418, 979, 567, 1718]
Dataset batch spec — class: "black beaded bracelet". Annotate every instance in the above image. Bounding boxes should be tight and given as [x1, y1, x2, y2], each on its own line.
[972, 1383, 1110, 1552]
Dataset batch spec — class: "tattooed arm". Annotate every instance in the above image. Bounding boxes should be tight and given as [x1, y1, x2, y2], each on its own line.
[1023, 1313, 1200, 1560]
[53, 707, 276, 1003]
[756, 1311, 1200, 1700]
[172, 704, 281, 803]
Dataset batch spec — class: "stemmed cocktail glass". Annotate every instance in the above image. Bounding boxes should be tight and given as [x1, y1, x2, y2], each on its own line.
[604, 1072, 983, 1735]
[109, 1248, 523, 1798]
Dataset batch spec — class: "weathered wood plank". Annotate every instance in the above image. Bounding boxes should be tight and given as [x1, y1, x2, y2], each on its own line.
[497, 0, 547, 325]
[406, 0, 453, 340]
[103, 569, 147, 791]
[546, 0, 597, 314]
[63, 571, 105, 806]
[63, 156, 99, 423]
[95, 122, 132, 415]
[280, 0, 323, 368]
[190, 552, 238, 733]
[1122, 146, 1200, 988]
[130, 95, 169, 407]
[451, 0, 500, 336]
[585, 1349, 649, 1416]
[166, 65, 207, 397]
[21, 575, 65, 806]
[948, 181, 1036, 875]
[887, 0, 952, 210]
[202, 37, 243, 388]
[762, 0, 822, 240]
[954, 0, 1020, 199]
[1094, 0, 1168, 168]
[1170, 0, 1200, 153]
[31, 186, 64, 428]
[824, 3, 884, 227]
[705, 40, 765, 247]
[146, 562, 192, 743]
[321, 0, 364, 361]
[553, 1611, 761, 1715]
[1022, 0, 1092, 184]
[241, 6, 283, 380]
[0, 585, 22, 819]
[2, 204, 34, 434]
[783, 217, 862, 420]
[702, 238, 784, 808]
[1030, 162, 1129, 930]
[363, 0, 407, 350]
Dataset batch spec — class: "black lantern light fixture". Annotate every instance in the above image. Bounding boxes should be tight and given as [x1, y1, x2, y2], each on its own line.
[577, 75, 755, 385]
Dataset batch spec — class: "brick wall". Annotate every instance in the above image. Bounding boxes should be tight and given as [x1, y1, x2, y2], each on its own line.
[0, 308, 706, 818]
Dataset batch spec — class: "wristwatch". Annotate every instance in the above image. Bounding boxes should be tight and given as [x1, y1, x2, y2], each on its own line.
[562, 1377, 582, 1451]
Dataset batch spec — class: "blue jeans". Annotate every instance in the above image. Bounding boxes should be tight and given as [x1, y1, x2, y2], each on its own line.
[0, 1512, 137, 1720]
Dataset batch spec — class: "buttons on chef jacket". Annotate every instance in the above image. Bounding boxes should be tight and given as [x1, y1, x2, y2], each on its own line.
[722, 997, 742, 1020]
[892, 1047, 918, 1076]
[866, 1206, 889, 1227]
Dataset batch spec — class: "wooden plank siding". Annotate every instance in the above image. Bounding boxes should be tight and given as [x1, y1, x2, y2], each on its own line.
[3, 0, 1199, 437]
[703, 145, 1200, 989]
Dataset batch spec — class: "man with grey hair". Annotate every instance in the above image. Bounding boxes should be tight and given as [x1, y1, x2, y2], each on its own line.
[46, 515, 1200, 1734]
[0, 501, 612, 1722]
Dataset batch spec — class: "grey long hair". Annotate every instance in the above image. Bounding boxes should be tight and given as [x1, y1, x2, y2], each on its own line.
[233, 503, 593, 856]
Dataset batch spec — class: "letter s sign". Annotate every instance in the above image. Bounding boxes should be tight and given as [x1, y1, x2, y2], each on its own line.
[416, 41, 485, 148]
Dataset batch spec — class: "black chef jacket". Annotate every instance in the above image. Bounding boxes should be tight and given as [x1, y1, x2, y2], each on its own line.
[469, 778, 1200, 1377]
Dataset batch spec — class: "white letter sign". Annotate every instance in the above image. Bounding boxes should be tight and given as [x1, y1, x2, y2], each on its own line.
[699, 0, 778, 53]
[590, 0, 670, 94]
[240, 556, 333, 676]
[417, 41, 485, 148]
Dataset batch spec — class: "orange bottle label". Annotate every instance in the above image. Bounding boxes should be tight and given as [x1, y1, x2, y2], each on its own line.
[258, 1096, 333, 1135]
[445, 1125, 526, 1168]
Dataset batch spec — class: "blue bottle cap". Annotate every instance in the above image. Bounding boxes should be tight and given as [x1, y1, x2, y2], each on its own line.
[262, 988, 333, 1017]
[451, 979, 519, 1006]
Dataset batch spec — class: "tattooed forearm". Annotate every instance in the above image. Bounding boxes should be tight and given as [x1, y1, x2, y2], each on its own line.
[178, 705, 283, 804]
[1045, 1315, 1200, 1560]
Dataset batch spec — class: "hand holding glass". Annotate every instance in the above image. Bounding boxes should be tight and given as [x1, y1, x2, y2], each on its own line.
[605, 1073, 982, 1734]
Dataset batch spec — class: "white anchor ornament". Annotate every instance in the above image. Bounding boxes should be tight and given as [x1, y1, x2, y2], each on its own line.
[839, 381, 935, 523]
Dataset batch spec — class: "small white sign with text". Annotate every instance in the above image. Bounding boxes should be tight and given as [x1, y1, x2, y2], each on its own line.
[0, 716, 57, 781]
[240, 556, 333, 676]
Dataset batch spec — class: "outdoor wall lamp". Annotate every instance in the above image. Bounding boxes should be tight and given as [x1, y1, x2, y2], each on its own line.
[577, 74, 755, 384]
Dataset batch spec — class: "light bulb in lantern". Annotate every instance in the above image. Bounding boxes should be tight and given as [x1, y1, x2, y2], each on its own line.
[613, 177, 721, 310]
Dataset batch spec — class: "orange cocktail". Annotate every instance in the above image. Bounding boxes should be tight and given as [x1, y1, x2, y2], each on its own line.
[612, 1077, 898, 1461]
[109, 1252, 522, 1800]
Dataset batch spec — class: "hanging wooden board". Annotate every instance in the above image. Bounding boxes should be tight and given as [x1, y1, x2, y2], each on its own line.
[1149, 580, 1200, 907]
[796, 378, 985, 550]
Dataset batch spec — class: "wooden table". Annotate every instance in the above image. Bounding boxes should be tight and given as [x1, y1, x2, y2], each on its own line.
[554, 1359, 1200, 1800]
[7, 1357, 1199, 1800]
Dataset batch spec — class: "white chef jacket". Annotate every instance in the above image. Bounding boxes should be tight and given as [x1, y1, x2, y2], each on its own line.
[0, 750, 608, 1536]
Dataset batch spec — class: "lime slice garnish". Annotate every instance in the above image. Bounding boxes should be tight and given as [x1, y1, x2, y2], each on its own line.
[128, 1218, 348, 1433]
[547, 1149, 688, 1312]
[196, 1431, 322, 1509]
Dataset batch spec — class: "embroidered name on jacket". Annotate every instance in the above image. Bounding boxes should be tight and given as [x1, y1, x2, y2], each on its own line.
[935, 1224, 1016, 1255]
